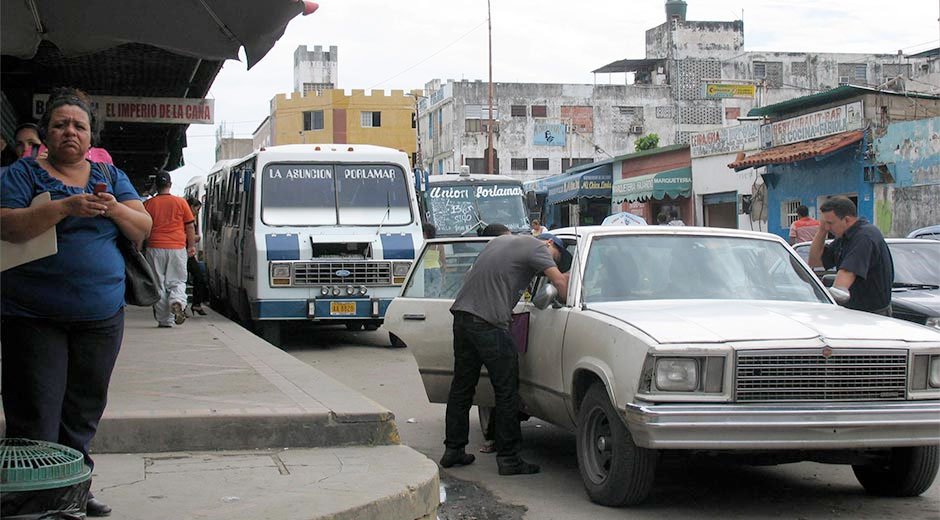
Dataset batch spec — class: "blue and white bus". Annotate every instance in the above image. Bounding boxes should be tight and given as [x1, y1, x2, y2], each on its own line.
[204, 144, 424, 344]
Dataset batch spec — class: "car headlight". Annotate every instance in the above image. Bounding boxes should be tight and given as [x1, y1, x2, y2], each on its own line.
[392, 261, 412, 284]
[926, 317, 940, 330]
[655, 358, 699, 392]
[270, 262, 291, 286]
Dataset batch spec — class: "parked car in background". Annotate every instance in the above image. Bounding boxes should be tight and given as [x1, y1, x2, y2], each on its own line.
[387, 226, 940, 506]
[908, 225, 940, 241]
[793, 239, 940, 330]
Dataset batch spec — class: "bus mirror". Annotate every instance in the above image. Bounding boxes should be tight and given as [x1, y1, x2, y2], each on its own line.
[525, 190, 538, 211]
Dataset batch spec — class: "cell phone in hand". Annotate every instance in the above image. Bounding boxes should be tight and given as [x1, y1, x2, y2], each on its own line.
[94, 183, 108, 195]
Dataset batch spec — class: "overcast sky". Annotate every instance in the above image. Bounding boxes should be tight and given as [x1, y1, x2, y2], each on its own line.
[169, 0, 940, 192]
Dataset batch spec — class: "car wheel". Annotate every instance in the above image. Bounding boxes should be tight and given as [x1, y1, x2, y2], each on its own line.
[576, 383, 658, 506]
[852, 445, 940, 497]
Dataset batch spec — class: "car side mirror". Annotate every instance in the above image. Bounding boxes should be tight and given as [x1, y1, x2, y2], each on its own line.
[533, 283, 558, 310]
[821, 274, 836, 288]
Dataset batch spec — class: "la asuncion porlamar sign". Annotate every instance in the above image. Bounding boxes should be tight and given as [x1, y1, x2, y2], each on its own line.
[760, 101, 863, 149]
[33, 94, 214, 125]
[690, 122, 761, 158]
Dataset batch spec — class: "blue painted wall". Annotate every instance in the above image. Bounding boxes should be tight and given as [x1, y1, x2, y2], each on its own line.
[763, 141, 873, 240]
[874, 116, 940, 188]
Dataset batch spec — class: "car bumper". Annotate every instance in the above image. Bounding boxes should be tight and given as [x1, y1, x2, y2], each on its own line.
[250, 298, 392, 320]
[624, 401, 940, 450]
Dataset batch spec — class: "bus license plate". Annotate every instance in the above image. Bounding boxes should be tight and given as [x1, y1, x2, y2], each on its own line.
[330, 301, 357, 316]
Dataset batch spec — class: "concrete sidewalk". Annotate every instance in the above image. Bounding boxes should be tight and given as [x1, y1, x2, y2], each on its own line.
[1, 307, 440, 519]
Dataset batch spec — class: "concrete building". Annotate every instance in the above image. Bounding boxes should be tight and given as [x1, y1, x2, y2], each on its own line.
[293, 45, 337, 94]
[215, 123, 254, 161]
[257, 88, 422, 163]
[418, 78, 673, 184]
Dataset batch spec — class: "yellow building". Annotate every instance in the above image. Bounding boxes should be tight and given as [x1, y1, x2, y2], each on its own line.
[267, 89, 421, 165]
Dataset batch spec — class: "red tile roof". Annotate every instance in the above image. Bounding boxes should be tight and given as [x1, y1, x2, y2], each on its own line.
[728, 130, 864, 170]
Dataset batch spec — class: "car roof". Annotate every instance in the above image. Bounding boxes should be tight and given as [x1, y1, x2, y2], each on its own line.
[549, 225, 785, 242]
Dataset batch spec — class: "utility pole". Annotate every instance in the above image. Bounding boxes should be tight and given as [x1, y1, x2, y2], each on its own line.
[486, 0, 495, 175]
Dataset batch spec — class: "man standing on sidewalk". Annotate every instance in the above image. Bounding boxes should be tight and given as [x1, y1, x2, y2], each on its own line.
[442, 232, 570, 476]
[144, 171, 195, 327]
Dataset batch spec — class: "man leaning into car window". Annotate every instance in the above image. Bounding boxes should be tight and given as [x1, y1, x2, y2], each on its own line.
[440, 232, 570, 476]
[809, 196, 894, 316]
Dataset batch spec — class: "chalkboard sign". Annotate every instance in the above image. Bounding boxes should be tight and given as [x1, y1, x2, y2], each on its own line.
[425, 186, 477, 236]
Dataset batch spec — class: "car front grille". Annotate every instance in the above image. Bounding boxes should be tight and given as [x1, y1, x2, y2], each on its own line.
[735, 349, 908, 402]
[292, 261, 392, 286]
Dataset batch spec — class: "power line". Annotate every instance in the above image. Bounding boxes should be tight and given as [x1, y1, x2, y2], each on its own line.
[367, 19, 487, 90]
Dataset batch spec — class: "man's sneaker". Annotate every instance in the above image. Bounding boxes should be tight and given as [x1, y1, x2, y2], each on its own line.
[497, 456, 540, 475]
[172, 302, 186, 325]
[440, 449, 475, 468]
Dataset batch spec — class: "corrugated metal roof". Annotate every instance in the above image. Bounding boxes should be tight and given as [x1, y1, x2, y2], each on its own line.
[747, 85, 940, 118]
[592, 58, 664, 74]
[727, 130, 864, 171]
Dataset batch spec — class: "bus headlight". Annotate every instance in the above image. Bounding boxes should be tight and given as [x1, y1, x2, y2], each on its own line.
[392, 261, 412, 284]
[321, 286, 330, 296]
[346, 285, 355, 295]
[270, 263, 291, 286]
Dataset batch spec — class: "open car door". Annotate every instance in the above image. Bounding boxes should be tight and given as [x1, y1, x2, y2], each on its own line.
[384, 237, 494, 405]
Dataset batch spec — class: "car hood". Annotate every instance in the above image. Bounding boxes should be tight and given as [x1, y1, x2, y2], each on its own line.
[588, 300, 940, 344]
[892, 288, 940, 316]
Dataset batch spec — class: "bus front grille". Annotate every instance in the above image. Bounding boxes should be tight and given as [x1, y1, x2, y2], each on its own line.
[292, 261, 392, 286]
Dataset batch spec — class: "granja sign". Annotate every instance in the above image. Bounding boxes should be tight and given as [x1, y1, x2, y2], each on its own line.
[690, 122, 761, 158]
[761, 101, 863, 149]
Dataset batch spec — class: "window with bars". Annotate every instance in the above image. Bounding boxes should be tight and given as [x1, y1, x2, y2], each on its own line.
[753, 61, 783, 87]
[791, 62, 807, 76]
[783, 200, 801, 228]
[511, 105, 527, 117]
[617, 106, 641, 116]
[532, 158, 550, 170]
[561, 158, 593, 171]
[466, 158, 485, 174]
[531, 105, 547, 118]
[883, 63, 912, 79]
[465, 104, 499, 120]
[510, 158, 528, 170]
[838, 63, 867, 83]
[303, 110, 324, 131]
[360, 111, 381, 127]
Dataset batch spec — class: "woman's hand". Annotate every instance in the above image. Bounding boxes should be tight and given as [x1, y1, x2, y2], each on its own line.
[95, 192, 121, 218]
[59, 193, 109, 218]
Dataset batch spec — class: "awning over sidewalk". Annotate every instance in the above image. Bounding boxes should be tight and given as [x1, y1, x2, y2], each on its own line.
[728, 130, 864, 171]
[546, 164, 613, 205]
[612, 167, 692, 203]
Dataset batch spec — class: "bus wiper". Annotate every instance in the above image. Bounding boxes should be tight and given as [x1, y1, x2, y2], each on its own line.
[460, 205, 486, 236]
[893, 282, 940, 290]
[376, 192, 391, 236]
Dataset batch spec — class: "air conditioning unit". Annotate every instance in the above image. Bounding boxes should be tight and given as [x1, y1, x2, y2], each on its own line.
[838, 76, 851, 85]
[630, 125, 644, 134]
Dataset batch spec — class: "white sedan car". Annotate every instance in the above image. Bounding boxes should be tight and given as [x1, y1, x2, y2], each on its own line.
[385, 226, 940, 506]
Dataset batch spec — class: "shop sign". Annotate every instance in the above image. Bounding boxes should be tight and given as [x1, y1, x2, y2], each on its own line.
[702, 83, 756, 99]
[33, 94, 214, 124]
[534, 123, 566, 146]
[760, 101, 863, 149]
[690, 122, 761, 158]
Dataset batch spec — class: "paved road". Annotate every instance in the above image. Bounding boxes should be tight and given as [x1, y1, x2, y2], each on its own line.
[282, 325, 940, 520]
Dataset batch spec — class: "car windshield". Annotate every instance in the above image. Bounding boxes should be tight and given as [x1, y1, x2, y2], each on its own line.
[581, 234, 830, 303]
[425, 182, 528, 236]
[889, 241, 940, 286]
[261, 163, 411, 226]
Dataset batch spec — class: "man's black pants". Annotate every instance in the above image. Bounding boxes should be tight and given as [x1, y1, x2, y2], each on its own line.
[444, 311, 521, 458]
[1, 310, 124, 469]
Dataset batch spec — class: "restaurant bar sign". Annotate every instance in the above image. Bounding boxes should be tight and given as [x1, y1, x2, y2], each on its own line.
[702, 83, 756, 99]
[760, 101, 863, 149]
[33, 94, 214, 124]
[690, 122, 761, 158]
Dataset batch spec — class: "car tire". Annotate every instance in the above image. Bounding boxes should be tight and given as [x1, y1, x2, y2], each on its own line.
[852, 445, 940, 497]
[576, 383, 658, 507]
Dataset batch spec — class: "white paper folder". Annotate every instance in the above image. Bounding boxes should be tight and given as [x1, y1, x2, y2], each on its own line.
[1, 192, 58, 271]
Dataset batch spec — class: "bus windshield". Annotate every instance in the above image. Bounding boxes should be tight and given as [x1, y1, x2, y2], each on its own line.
[425, 182, 528, 236]
[261, 163, 412, 226]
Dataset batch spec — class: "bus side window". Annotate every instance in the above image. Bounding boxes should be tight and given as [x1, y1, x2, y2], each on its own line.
[245, 162, 256, 230]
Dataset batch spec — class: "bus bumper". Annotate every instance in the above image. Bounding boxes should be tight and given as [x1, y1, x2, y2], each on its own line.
[251, 298, 393, 321]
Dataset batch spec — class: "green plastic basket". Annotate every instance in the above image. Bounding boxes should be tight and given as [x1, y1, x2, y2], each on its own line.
[0, 438, 91, 492]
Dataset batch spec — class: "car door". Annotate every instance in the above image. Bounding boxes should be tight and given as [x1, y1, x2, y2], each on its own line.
[515, 236, 576, 425]
[384, 237, 494, 406]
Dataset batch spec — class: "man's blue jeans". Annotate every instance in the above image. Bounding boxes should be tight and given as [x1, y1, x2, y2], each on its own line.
[444, 311, 521, 458]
